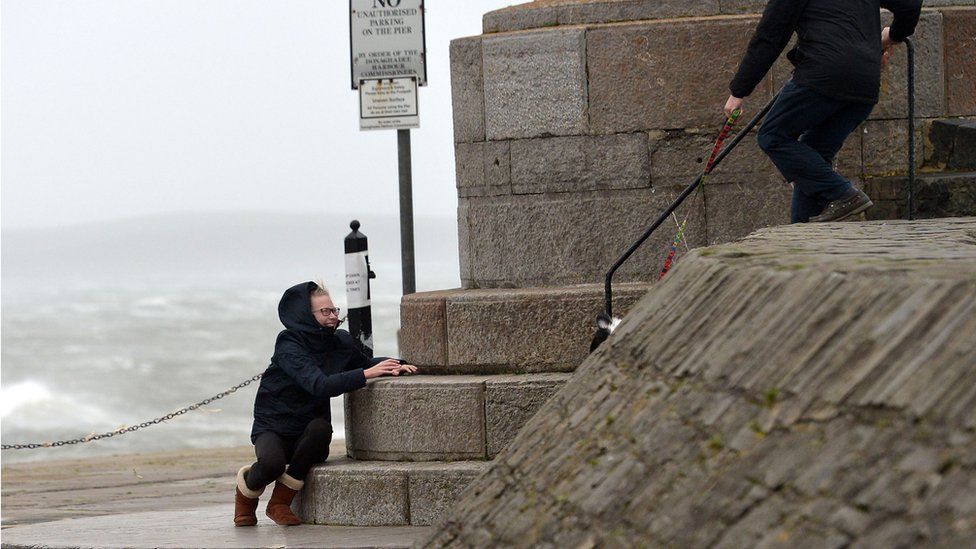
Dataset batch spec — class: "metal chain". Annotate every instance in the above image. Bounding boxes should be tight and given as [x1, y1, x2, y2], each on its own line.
[1, 374, 263, 451]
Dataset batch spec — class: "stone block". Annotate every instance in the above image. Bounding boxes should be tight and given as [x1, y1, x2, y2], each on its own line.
[862, 119, 925, 177]
[450, 37, 485, 144]
[648, 129, 778, 185]
[721, 0, 769, 14]
[483, 5, 558, 34]
[486, 374, 569, 457]
[300, 459, 489, 526]
[458, 202, 471, 284]
[398, 290, 451, 367]
[482, 2, 721, 34]
[455, 141, 511, 198]
[587, 17, 773, 133]
[556, 1, 720, 26]
[704, 180, 792, 245]
[460, 188, 706, 288]
[925, 118, 976, 170]
[442, 285, 650, 373]
[865, 173, 976, 219]
[304, 466, 408, 526]
[483, 28, 588, 140]
[874, 11, 946, 120]
[943, 7, 976, 116]
[408, 466, 485, 526]
[345, 377, 487, 461]
[511, 134, 650, 194]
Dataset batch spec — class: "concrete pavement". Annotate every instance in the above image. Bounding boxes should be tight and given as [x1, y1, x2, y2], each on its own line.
[0, 504, 429, 549]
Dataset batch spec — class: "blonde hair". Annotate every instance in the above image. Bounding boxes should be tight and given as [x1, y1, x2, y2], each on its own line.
[312, 279, 330, 297]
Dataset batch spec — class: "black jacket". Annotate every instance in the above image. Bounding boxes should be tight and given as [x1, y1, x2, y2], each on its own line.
[250, 281, 369, 442]
[730, 0, 922, 104]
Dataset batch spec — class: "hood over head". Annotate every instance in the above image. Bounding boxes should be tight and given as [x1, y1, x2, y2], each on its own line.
[278, 281, 332, 335]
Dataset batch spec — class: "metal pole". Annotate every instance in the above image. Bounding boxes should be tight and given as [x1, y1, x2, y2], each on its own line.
[906, 38, 916, 220]
[397, 128, 416, 295]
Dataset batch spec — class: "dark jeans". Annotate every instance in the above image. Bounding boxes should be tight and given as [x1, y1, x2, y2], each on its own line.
[245, 418, 332, 491]
[757, 80, 875, 223]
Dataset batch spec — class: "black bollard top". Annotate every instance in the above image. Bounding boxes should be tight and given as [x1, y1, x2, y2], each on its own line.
[345, 219, 367, 253]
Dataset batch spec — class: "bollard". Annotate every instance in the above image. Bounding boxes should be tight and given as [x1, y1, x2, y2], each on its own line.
[344, 220, 376, 357]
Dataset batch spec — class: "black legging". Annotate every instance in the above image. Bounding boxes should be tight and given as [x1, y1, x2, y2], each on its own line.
[245, 418, 332, 491]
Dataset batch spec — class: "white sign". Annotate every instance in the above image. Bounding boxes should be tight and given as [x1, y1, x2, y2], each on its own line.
[345, 251, 370, 308]
[359, 78, 419, 131]
[350, 0, 426, 90]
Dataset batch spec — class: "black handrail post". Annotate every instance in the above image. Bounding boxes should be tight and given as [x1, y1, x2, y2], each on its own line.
[906, 38, 916, 220]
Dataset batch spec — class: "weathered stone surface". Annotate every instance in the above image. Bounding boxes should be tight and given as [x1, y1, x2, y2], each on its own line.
[400, 286, 649, 372]
[943, 7, 976, 116]
[649, 129, 778, 184]
[302, 467, 409, 526]
[874, 11, 946, 120]
[457, 201, 471, 283]
[345, 377, 487, 461]
[426, 284, 651, 373]
[482, 1, 722, 34]
[460, 188, 706, 288]
[587, 17, 773, 133]
[407, 467, 484, 526]
[704, 180, 791, 245]
[455, 141, 511, 198]
[345, 374, 572, 459]
[450, 37, 485, 144]
[398, 289, 452, 367]
[925, 118, 976, 171]
[861, 118, 925, 177]
[486, 374, 568, 457]
[864, 172, 976, 219]
[721, 0, 768, 14]
[510, 133, 650, 194]
[483, 28, 588, 140]
[420, 218, 976, 548]
[299, 458, 488, 526]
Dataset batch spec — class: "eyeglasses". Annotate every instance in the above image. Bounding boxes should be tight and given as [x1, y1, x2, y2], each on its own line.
[314, 307, 340, 317]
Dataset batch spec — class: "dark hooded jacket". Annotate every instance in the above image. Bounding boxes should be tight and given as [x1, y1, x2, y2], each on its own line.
[250, 281, 369, 442]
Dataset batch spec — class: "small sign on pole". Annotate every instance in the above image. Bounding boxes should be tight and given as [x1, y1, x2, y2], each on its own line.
[359, 77, 419, 131]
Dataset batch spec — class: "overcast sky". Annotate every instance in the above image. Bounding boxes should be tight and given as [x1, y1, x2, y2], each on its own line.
[1, 0, 518, 230]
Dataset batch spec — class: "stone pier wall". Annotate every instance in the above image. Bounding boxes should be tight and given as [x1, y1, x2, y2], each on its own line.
[451, 0, 976, 289]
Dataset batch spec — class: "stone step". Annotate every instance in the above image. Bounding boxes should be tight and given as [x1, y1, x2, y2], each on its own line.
[864, 171, 976, 220]
[398, 283, 652, 374]
[294, 457, 489, 527]
[345, 373, 570, 461]
[925, 118, 976, 172]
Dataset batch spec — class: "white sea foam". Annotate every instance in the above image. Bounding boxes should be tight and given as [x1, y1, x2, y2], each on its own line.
[0, 379, 116, 430]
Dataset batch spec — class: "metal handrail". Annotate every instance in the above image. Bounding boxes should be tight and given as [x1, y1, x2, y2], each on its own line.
[602, 91, 779, 317]
[603, 39, 917, 317]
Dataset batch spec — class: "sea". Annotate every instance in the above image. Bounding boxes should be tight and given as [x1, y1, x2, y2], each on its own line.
[1, 212, 460, 464]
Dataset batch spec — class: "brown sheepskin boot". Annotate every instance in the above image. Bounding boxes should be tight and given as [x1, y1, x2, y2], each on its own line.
[265, 472, 303, 526]
[234, 465, 264, 527]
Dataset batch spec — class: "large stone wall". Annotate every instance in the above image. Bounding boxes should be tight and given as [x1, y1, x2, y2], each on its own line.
[421, 217, 976, 547]
[451, 1, 976, 289]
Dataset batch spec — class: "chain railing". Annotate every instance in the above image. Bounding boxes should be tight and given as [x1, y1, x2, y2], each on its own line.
[1, 374, 263, 450]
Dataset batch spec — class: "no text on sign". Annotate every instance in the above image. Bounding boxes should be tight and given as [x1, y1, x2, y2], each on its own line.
[350, 0, 426, 90]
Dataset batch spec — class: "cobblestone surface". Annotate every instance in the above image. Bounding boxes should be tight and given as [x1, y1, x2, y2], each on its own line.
[420, 218, 976, 548]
